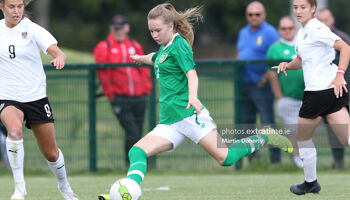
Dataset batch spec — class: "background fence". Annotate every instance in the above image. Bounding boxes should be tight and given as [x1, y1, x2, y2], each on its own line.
[8, 60, 348, 173]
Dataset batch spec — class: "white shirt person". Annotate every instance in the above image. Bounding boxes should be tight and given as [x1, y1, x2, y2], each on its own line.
[295, 18, 344, 91]
[0, 0, 77, 199]
[273, 0, 350, 195]
[0, 17, 57, 102]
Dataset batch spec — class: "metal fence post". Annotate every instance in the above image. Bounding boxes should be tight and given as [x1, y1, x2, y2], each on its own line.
[234, 62, 243, 125]
[88, 67, 97, 172]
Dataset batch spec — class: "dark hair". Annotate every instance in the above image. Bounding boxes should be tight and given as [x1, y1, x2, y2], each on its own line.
[148, 3, 203, 48]
[306, 0, 317, 8]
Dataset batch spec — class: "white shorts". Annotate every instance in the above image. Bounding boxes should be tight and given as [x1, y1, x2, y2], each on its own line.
[277, 97, 302, 132]
[147, 108, 217, 152]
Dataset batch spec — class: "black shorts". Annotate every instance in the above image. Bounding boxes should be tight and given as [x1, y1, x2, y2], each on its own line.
[299, 88, 349, 119]
[0, 97, 54, 129]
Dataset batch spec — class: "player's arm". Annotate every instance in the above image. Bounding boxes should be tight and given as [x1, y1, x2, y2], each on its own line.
[47, 44, 66, 69]
[334, 39, 350, 73]
[268, 71, 283, 99]
[330, 39, 350, 97]
[286, 56, 302, 70]
[130, 52, 155, 65]
[186, 69, 202, 114]
[272, 56, 302, 76]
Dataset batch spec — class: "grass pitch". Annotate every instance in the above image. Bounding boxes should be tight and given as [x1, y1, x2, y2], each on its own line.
[0, 172, 349, 200]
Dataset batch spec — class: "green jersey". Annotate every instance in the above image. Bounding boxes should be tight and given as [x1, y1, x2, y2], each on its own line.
[152, 34, 201, 124]
[267, 40, 305, 100]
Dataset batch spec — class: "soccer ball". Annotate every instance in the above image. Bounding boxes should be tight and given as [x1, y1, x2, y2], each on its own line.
[109, 178, 142, 200]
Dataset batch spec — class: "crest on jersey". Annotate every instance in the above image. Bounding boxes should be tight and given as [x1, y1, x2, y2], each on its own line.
[257, 36, 263, 46]
[22, 31, 28, 39]
[159, 53, 168, 63]
[303, 34, 308, 40]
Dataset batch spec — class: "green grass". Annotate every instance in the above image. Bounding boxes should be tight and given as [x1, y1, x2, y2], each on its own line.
[0, 172, 349, 200]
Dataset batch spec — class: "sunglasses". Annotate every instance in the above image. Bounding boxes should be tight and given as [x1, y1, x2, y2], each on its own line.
[113, 27, 124, 31]
[247, 13, 262, 17]
[279, 27, 295, 31]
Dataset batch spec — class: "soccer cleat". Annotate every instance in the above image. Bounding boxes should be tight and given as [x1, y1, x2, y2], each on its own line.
[261, 128, 293, 154]
[98, 194, 111, 200]
[290, 181, 321, 195]
[11, 182, 27, 200]
[58, 185, 79, 200]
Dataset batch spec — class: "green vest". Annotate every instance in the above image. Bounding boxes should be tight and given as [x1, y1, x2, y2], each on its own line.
[267, 40, 305, 100]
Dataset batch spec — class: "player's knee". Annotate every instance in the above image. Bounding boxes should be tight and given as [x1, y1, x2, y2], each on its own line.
[44, 149, 59, 162]
[8, 128, 23, 141]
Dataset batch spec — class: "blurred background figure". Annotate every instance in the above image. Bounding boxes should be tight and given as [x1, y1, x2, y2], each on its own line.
[93, 15, 152, 167]
[0, 122, 8, 167]
[266, 16, 304, 168]
[317, 8, 350, 170]
[236, 1, 281, 169]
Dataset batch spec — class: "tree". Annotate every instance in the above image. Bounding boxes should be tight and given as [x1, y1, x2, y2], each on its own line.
[42, 0, 349, 55]
[32, 0, 52, 30]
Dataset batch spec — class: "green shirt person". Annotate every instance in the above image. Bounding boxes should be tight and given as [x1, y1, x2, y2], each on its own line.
[267, 37, 304, 100]
[151, 33, 206, 124]
[266, 16, 304, 169]
[108, 4, 293, 198]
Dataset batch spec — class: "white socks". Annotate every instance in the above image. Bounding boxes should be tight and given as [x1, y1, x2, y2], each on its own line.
[47, 149, 70, 189]
[293, 155, 304, 169]
[6, 137, 25, 184]
[298, 139, 317, 182]
[7, 138, 70, 192]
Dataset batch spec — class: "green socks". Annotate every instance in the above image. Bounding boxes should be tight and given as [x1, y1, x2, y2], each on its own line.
[222, 135, 268, 166]
[126, 136, 269, 180]
[126, 146, 148, 185]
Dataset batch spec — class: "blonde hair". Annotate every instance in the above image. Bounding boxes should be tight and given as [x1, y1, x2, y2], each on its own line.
[148, 3, 203, 48]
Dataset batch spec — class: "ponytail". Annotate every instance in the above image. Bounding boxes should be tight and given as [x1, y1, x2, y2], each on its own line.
[148, 3, 203, 48]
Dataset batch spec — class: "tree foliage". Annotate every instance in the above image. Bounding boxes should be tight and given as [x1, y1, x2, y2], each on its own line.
[24, 0, 350, 54]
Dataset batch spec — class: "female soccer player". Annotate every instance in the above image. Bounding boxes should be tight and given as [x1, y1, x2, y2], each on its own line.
[273, 0, 350, 195]
[124, 2, 292, 189]
[0, 0, 78, 199]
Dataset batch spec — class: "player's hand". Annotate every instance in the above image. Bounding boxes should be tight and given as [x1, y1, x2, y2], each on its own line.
[272, 62, 288, 76]
[50, 56, 65, 69]
[186, 97, 202, 114]
[329, 73, 348, 98]
[130, 55, 143, 65]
